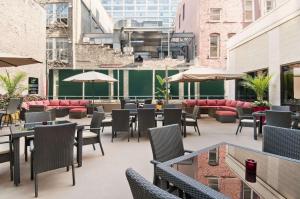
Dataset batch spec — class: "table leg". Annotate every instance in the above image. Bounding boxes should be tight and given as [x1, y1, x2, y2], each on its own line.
[253, 116, 257, 140]
[76, 128, 83, 167]
[259, 117, 263, 135]
[13, 137, 20, 186]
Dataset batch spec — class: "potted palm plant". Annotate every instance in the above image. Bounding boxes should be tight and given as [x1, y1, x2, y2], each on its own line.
[0, 71, 26, 99]
[241, 73, 272, 112]
[155, 74, 170, 109]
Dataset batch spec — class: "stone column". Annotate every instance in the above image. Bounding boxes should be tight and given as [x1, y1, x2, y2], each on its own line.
[194, 82, 200, 99]
[179, 82, 184, 100]
[108, 70, 114, 100]
[123, 70, 129, 98]
[53, 69, 59, 99]
[152, 70, 155, 100]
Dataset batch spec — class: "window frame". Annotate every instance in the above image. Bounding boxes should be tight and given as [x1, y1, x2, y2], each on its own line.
[244, 0, 254, 22]
[46, 3, 69, 26]
[46, 38, 69, 63]
[209, 33, 220, 58]
[209, 8, 221, 22]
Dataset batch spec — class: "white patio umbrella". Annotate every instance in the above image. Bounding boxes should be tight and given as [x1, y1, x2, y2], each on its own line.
[0, 52, 42, 67]
[63, 71, 117, 104]
[167, 66, 244, 82]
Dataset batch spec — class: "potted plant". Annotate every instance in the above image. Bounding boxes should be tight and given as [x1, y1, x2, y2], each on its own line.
[155, 74, 171, 109]
[241, 73, 272, 112]
[0, 71, 27, 98]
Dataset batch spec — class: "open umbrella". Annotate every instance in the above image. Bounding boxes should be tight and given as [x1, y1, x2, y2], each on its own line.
[0, 52, 42, 67]
[63, 71, 117, 104]
[167, 67, 244, 82]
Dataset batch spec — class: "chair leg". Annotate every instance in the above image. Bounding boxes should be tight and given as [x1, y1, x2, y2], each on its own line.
[92, 144, 96, 150]
[102, 126, 104, 133]
[193, 126, 197, 132]
[240, 125, 243, 133]
[71, 164, 75, 186]
[111, 131, 114, 142]
[34, 173, 38, 197]
[138, 130, 140, 142]
[128, 129, 130, 142]
[196, 123, 200, 136]
[66, 166, 69, 172]
[24, 138, 28, 162]
[31, 155, 34, 180]
[98, 136, 104, 156]
[235, 123, 241, 135]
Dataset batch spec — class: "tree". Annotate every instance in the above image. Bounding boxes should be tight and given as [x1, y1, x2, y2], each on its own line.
[155, 74, 170, 100]
[0, 71, 27, 97]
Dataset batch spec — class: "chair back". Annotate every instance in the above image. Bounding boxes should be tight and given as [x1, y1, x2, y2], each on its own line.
[90, 111, 104, 133]
[148, 124, 185, 163]
[17, 97, 23, 110]
[120, 99, 126, 109]
[192, 106, 201, 119]
[263, 125, 300, 160]
[163, 104, 176, 109]
[124, 103, 137, 113]
[126, 168, 180, 199]
[96, 106, 105, 113]
[6, 98, 20, 114]
[112, 109, 130, 132]
[271, 105, 291, 112]
[266, 110, 292, 128]
[137, 108, 155, 133]
[236, 107, 253, 119]
[143, 104, 156, 109]
[25, 111, 52, 124]
[33, 123, 76, 173]
[144, 99, 152, 104]
[163, 108, 182, 126]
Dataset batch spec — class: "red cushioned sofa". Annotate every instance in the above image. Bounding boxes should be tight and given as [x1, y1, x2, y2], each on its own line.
[22, 99, 91, 111]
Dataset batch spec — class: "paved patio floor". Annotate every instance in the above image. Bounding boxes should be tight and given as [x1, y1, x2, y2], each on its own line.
[0, 115, 262, 198]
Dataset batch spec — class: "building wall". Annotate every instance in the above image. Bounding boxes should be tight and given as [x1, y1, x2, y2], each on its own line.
[0, 0, 46, 96]
[227, 0, 300, 105]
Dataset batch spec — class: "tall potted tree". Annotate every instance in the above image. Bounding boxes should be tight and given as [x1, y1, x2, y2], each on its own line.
[0, 71, 27, 97]
[155, 74, 171, 109]
[241, 73, 272, 112]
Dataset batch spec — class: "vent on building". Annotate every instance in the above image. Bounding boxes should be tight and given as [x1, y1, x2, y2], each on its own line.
[83, 37, 90, 43]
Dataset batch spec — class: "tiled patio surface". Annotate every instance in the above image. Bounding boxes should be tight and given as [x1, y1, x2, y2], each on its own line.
[0, 115, 262, 198]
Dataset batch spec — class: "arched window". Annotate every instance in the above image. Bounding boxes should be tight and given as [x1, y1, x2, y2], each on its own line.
[209, 33, 220, 58]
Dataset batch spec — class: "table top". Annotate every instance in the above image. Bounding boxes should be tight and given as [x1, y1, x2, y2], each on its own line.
[157, 143, 300, 199]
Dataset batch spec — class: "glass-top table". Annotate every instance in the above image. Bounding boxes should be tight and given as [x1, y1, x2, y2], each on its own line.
[157, 143, 300, 199]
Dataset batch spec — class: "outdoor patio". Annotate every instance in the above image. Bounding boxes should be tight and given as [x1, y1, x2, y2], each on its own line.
[0, 116, 262, 198]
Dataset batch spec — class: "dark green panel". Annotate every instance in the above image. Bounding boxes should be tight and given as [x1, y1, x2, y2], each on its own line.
[59, 69, 83, 99]
[113, 70, 123, 99]
[84, 70, 109, 99]
[155, 70, 179, 100]
[48, 69, 53, 99]
[129, 70, 152, 98]
[200, 80, 224, 99]
[184, 82, 195, 99]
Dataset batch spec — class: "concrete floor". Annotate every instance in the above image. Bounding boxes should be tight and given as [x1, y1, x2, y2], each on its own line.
[0, 115, 262, 198]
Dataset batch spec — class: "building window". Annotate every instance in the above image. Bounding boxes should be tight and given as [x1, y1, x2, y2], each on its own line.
[182, 4, 185, 20]
[210, 8, 221, 21]
[209, 33, 220, 58]
[45, 3, 68, 26]
[244, 0, 253, 22]
[281, 64, 300, 105]
[178, 14, 181, 29]
[228, 33, 236, 39]
[208, 148, 219, 166]
[207, 177, 219, 191]
[46, 38, 69, 63]
[265, 0, 275, 13]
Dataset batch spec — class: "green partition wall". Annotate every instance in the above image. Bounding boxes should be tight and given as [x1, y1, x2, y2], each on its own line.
[200, 80, 224, 99]
[129, 70, 152, 98]
[48, 70, 53, 98]
[113, 70, 123, 99]
[184, 82, 195, 99]
[84, 70, 109, 99]
[58, 69, 83, 99]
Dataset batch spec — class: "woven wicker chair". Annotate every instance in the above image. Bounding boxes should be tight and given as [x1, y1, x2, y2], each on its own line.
[125, 103, 138, 131]
[0, 98, 20, 127]
[182, 106, 201, 136]
[148, 124, 192, 186]
[126, 168, 180, 199]
[163, 104, 176, 109]
[271, 105, 291, 111]
[163, 108, 182, 128]
[235, 107, 259, 135]
[96, 106, 112, 133]
[143, 104, 156, 109]
[266, 110, 292, 128]
[112, 109, 132, 142]
[30, 123, 77, 197]
[0, 135, 13, 181]
[144, 99, 153, 104]
[76, 111, 105, 155]
[263, 125, 300, 160]
[24, 112, 52, 162]
[137, 108, 156, 142]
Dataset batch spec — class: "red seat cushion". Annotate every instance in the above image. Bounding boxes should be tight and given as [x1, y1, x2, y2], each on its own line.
[196, 100, 207, 106]
[230, 100, 237, 107]
[236, 101, 244, 107]
[220, 106, 237, 111]
[79, 100, 89, 106]
[216, 99, 226, 106]
[216, 111, 236, 116]
[50, 100, 60, 106]
[35, 101, 44, 105]
[43, 100, 50, 106]
[185, 100, 197, 107]
[67, 106, 86, 109]
[207, 100, 217, 106]
[243, 102, 252, 108]
[60, 100, 70, 106]
[69, 100, 80, 106]
[225, 100, 232, 106]
[70, 108, 87, 113]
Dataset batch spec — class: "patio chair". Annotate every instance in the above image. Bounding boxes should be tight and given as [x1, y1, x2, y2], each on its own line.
[144, 99, 152, 104]
[143, 104, 156, 109]
[0, 98, 20, 127]
[163, 108, 182, 128]
[124, 103, 137, 131]
[112, 109, 132, 142]
[96, 106, 112, 133]
[148, 124, 192, 186]
[76, 111, 105, 155]
[30, 123, 77, 197]
[137, 108, 156, 142]
[163, 104, 176, 109]
[266, 110, 292, 128]
[263, 125, 300, 160]
[181, 106, 200, 136]
[271, 105, 291, 111]
[126, 168, 180, 199]
[24, 111, 52, 162]
[0, 135, 13, 181]
[235, 107, 259, 135]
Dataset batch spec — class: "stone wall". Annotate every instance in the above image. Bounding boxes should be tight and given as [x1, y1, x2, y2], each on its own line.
[0, 0, 46, 96]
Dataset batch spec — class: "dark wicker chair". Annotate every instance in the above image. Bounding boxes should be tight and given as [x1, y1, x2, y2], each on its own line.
[271, 105, 291, 111]
[0, 98, 20, 127]
[96, 106, 112, 133]
[235, 107, 259, 135]
[148, 124, 192, 186]
[76, 111, 105, 155]
[137, 108, 156, 142]
[0, 135, 13, 181]
[182, 106, 201, 136]
[125, 103, 137, 131]
[144, 99, 153, 104]
[30, 123, 77, 197]
[24, 112, 52, 162]
[126, 168, 180, 199]
[143, 104, 156, 109]
[112, 109, 131, 142]
[163, 108, 182, 128]
[263, 125, 300, 160]
[266, 110, 292, 128]
[163, 104, 176, 109]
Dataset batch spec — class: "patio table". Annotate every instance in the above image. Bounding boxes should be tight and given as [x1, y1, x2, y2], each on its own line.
[252, 111, 300, 140]
[156, 143, 300, 199]
[0, 120, 84, 186]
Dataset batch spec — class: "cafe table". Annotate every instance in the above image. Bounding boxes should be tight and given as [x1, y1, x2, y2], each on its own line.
[0, 120, 84, 186]
[156, 143, 300, 199]
[252, 111, 300, 140]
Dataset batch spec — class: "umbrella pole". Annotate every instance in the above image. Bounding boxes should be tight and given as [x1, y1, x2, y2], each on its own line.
[92, 81, 95, 106]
